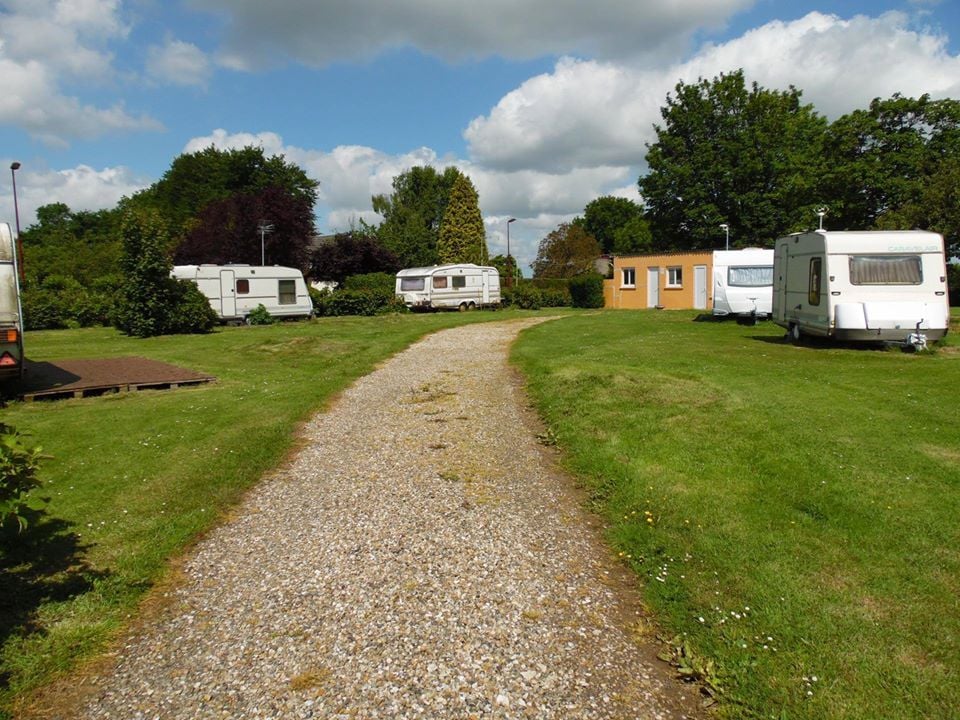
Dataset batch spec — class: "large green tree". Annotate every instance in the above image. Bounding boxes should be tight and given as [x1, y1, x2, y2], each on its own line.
[821, 94, 960, 256]
[437, 174, 487, 264]
[576, 196, 651, 255]
[531, 223, 601, 278]
[640, 70, 827, 250]
[371, 165, 463, 267]
[127, 145, 318, 252]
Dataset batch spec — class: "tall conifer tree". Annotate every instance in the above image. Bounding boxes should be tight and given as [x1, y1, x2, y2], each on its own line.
[437, 174, 488, 264]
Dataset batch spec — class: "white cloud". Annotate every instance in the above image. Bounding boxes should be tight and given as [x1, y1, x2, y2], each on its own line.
[1, 162, 150, 228]
[188, 0, 752, 69]
[465, 11, 960, 173]
[0, 0, 161, 144]
[146, 38, 212, 87]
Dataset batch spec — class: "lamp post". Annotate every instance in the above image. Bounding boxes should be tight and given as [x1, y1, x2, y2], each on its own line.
[719, 223, 729, 251]
[257, 221, 274, 266]
[10, 162, 23, 281]
[506, 217, 516, 287]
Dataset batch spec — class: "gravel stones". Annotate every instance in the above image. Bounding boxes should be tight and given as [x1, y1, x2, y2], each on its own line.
[77, 319, 697, 719]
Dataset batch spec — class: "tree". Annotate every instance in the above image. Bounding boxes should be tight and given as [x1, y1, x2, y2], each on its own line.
[437, 174, 487, 264]
[126, 146, 318, 258]
[489, 254, 519, 283]
[821, 94, 960, 256]
[174, 186, 315, 268]
[531, 223, 601, 278]
[308, 231, 399, 285]
[640, 70, 827, 250]
[576, 196, 649, 254]
[372, 165, 463, 267]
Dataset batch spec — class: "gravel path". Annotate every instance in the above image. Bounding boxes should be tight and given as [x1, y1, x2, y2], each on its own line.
[75, 318, 699, 720]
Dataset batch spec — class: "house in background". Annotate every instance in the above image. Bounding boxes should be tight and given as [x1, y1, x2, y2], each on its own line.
[604, 250, 713, 310]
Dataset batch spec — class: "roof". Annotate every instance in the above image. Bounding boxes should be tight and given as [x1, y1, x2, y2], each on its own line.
[396, 264, 496, 276]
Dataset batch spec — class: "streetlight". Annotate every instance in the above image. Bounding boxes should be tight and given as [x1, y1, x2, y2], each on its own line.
[10, 162, 23, 281]
[719, 223, 729, 251]
[506, 217, 516, 287]
[257, 221, 274, 266]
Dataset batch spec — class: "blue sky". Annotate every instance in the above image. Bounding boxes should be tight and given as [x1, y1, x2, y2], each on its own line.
[2, 0, 959, 271]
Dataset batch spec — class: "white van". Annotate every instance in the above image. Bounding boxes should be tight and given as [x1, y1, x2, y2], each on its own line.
[0, 222, 24, 381]
[396, 264, 501, 311]
[172, 264, 313, 322]
[772, 230, 949, 346]
[712, 248, 774, 318]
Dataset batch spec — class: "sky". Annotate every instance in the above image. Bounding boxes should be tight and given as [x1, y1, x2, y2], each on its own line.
[1, 0, 959, 272]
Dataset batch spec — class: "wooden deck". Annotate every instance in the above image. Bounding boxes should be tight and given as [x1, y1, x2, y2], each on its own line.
[16, 357, 215, 401]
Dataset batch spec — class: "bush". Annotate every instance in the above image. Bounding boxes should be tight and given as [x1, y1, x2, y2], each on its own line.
[949, 263, 959, 307]
[167, 280, 218, 333]
[342, 272, 395, 294]
[568, 273, 605, 308]
[0, 424, 43, 532]
[21, 275, 120, 330]
[539, 288, 571, 307]
[312, 275, 406, 317]
[246, 303, 275, 325]
[503, 284, 543, 310]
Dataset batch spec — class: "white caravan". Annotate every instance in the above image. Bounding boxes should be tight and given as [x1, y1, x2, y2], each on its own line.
[712, 248, 774, 318]
[396, 264, 501, 311]
[772, 230, 949, 347]
[0, 222, 24, 381]
[172, 264, 313, 322]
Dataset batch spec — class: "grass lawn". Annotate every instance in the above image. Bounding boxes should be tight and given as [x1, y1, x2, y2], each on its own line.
[511, 310, 960, 719]
[0, 310, 550, 715]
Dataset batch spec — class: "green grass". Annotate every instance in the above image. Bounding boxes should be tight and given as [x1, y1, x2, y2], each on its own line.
[0, 309, 552, 714]
[511, 310, 960, 719]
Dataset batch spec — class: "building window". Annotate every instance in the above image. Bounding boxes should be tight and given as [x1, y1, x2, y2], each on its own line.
[667, 266, 683, 288]
[452, 276, 466, 288]
[278, 279, 297, 305]
[433, 276, 448, 289]
[621, 267, 636, 288]
[808, 258, 822, 306]
[236, 279, 250, 294]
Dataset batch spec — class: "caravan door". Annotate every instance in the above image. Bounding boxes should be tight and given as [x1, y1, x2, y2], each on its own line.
[482, 270, 491, 304]
[220, 269, 236, 317]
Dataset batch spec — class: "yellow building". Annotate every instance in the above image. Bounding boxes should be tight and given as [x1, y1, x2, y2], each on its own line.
[603, 251, 713, 310]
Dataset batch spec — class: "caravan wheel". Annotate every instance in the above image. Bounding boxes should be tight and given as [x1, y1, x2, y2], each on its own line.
[458, 302, 468, 312]
[789, 323, 802, 344]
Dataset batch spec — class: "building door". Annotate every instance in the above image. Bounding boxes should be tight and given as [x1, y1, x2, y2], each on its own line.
[646, 267, 659, 308]
[694, 265, 708, 309]
[219, 269, 236, 317]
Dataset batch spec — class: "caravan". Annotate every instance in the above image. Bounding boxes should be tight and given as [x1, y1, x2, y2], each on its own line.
[772, 230, 949, 347]
[712, 248, 774, 318]
[396, 264, 501, 311]
[0, 223, 23, 381]
[172, 264, 313, 322]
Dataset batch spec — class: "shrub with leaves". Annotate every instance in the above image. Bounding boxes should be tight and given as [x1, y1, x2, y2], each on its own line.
[502, 284, 543, 310]
[167, 280, 218, 333]
[568, 273, 605, 308]
[0, 424, 43, 532]
[246, 304, 275, 325]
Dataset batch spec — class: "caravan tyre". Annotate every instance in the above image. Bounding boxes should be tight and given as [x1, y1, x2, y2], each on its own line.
[458, 302, 468, 312]
[789, 323, 802, 344]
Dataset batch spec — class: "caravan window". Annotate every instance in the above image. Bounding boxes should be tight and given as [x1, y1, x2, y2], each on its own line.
[433, 276, 448, 289]
[400, 277, 425, 291]
[236, 279, 250, 294]
[728, 266, 773, 287]
[452, 276, 466, 289]
[278, 279, 297, 305]
[808, 258, 822, 305]
[849, 255, 922, 285]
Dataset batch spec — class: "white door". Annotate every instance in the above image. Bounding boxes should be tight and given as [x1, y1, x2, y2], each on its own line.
[482, 271, 490, 304]
[647, 267, 659, 308]
[694, 265, 707, 309]
[220, 270, 236, 317]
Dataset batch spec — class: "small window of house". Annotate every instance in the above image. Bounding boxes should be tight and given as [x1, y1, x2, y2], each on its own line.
[452, 276, 466, 288]
[808, 258, 822, 305]
[622, 268, 636, 288]
[278, 279, 296, 305]
[667, 266, 683, 288]
[433, 276, 448, 289]
[236, 279, 250, 294]
[400, 277, 424, 291]
[849, 255, 922, 285]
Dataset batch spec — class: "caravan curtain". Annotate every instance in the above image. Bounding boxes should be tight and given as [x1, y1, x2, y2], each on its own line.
[727, 266, 773, 287]
[849, 256, 922, 285]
